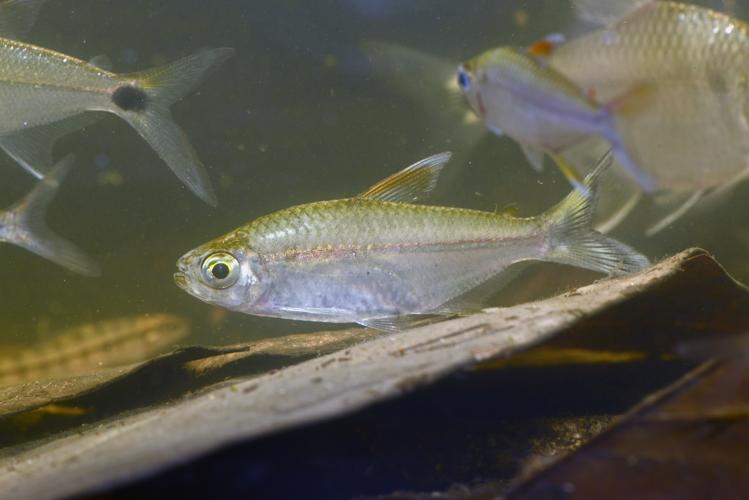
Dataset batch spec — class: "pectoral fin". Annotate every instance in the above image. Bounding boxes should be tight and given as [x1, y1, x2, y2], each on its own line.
[645, 190, 704, 236]
[358, 152, 452, 203]
[358, 316, 431, 333]
[520, 143, 546, 172]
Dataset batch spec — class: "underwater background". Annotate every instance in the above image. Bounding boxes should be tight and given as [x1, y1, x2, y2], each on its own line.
[2, 0, 748, 348]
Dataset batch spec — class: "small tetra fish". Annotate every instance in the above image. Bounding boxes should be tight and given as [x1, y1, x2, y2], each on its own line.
[457, 46, 657, 192]
[0, 155, 99, 276]
[0, 33, 233, 205]
[175, 152, 649, 332]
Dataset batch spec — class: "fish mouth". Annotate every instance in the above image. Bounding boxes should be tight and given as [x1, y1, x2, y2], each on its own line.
[173, 272, 188, 290]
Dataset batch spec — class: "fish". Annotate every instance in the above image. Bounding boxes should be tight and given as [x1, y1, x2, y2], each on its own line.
[0, 313, 189, 387]
[174, 152, 649, 332]
[0, 154, 99, 276]
[457, 45, 657, 192]
[0, 36, 234, 205]
[544, 0, 749, 232]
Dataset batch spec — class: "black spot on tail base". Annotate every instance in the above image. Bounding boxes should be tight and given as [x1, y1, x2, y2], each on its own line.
[112, 85, 148, 112]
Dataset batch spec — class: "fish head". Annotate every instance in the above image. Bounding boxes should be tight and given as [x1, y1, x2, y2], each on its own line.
[174, 234, 269, 311]
[458, 47, 535, 129]
[456, 57, 483, 117]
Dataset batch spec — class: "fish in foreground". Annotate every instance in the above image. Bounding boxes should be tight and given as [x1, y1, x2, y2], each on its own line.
[457, 45, 656, 193]
[0, 33, 233, 206]
[0, 313, 188, 387]
[543, 0, 749, 233]
[175, 152, 649, 332]
[0, 154, 99, 276]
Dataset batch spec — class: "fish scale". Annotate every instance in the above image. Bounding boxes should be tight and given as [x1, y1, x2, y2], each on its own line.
[245, 199, 534, 257]
[552, 2, 749, 96]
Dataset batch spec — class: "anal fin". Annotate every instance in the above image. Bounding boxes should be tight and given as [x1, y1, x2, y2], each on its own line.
[0, 113, 103, 178]
[520, 143, 546, 172]
[645, 189, 704, 236]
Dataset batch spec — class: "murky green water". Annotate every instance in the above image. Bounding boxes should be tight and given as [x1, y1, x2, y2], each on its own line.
[2, 0, 748, 351]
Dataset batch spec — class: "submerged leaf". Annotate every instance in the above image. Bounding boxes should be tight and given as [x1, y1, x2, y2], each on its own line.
[0, 249, 746, 499]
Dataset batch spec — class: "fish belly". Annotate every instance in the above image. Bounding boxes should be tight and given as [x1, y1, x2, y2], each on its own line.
[253, 240, 542, 323]
[481, 86, 595, 152]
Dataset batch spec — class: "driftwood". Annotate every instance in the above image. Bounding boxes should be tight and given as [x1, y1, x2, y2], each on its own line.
[0, 248, 746, 500]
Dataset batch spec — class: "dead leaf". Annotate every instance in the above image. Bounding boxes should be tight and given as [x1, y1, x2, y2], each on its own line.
[0, 249, 745, 500]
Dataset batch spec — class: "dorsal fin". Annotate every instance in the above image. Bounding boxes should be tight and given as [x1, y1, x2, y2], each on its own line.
[358, 152, 452, 203]
[527, 33, 566, 58]
[89, 54, 113, 71]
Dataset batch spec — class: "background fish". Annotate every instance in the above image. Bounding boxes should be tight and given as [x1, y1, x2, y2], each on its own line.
[0, 155, 99, 276]
[175, 152, 648, 331]
[0, 313, 189, 387]
[0, 39, 233, 205]
[458, 46, 657, 193]
[547, 0, 749, 231]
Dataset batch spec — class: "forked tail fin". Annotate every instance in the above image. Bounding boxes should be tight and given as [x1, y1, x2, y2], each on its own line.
[542, 152, 650, 276]
[116, 47, 235, 206]
[2, 155, 100, 276]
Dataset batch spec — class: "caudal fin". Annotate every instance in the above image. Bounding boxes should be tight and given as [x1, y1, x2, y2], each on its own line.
[116, 48, 235, 206]
[3, 155, 100, 276]
[543, 152, 650, 276]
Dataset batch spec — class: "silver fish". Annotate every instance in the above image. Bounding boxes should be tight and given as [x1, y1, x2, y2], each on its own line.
[0, 35, 233, 205]
[175, 152, 648, 332]
[0, 154, 99, 276]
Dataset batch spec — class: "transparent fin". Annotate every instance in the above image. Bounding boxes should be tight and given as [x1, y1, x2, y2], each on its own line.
[3, 155, 100, 276]
[0, 0, 47, 39]
[520, 143, 546, 172]
[88, 54, 113, 71]
[594, 190, 642, 234]
[358, 316, 427, 333]
[358, 152, 451, 202]
[645, 190, 704, 236]
[549, 152, 590, 197]
[118, 47, 235, 206]
[359, 40, 485, 149]
[602, 87, 659, 193]
[543, 152, 650, 275]
[432, 261, 534, 316]
[0, 113, 102, 178]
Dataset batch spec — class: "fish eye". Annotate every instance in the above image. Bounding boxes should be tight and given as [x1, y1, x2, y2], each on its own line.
[457, 68, 471, 91]
[201, 252, 240, 289]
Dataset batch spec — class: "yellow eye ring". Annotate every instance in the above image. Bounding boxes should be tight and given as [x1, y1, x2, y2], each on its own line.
[201, 252, 240, 289]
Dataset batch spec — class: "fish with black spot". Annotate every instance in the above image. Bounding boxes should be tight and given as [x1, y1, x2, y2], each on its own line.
[0, 4, 233, 205]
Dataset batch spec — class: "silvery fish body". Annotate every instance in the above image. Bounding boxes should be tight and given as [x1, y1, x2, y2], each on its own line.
[550, 1, 749, 193]
[0, 34, 233, 205]
[457, 46, 656, 191]
[175, 153, 648, 331]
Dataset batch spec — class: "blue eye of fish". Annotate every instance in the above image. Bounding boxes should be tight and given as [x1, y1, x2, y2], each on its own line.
[457, 69, 471, 91]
